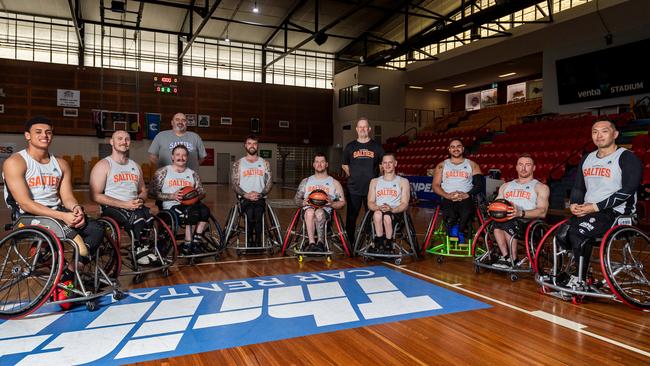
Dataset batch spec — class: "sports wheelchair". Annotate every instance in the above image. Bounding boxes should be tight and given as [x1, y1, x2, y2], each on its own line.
[471, 218, 548, 281]
[156, 206, 224, 264]
[421, 196, 488, 263]
[534, 215, 650, 310]
[100, 211, 177, 284]
[281, 207, 351, 262]
[0, 214, 123, 319]
[223, 196, 283, 255]
[353, 210, 419, 265]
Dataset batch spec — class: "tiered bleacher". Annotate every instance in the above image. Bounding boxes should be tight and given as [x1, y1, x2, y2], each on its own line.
[449, 99, 542, 133]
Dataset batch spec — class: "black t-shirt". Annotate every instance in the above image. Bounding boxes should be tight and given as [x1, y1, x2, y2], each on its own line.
[342, 139, 384, 195]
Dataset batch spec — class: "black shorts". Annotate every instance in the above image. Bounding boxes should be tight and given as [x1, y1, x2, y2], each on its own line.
[492, 218, 528, 239]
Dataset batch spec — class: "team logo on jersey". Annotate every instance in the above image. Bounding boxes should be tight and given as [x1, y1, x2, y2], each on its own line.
[0, 267, 489, 365]
[504, 189, 531, 200]
[377, 188, 399, 198]
[243, 168, 265, 177]
[445, 170, 469, 179]
[353, 149, 375, 159]
[169, 142, 194, 151]
[167, 179, 192, 187]
[583, 167, 611, 178]
[27, 175, 60, 188]
[112, 172, 139, 183]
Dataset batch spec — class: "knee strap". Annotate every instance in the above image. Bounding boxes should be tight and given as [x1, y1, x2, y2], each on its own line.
[554, 223, 570, 250]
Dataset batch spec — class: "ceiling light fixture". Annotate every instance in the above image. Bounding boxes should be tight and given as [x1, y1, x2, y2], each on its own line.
[452, 84, 466, 88]
[225, 29, 230, 43]
[369, 86, 379, 90]
[435, 88, 450, 92]
[253, 1, 259, 13]
[498, 72, 517, 78]
[409, 85, 423, 89]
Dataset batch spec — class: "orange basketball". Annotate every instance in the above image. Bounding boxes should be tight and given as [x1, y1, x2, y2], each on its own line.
[487, 199, 515, 222]
[179, 186, 200, 206]
[307, 189, 329, 208]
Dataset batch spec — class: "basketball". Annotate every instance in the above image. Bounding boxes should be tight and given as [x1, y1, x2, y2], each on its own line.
[487, 199, 515, 222]
[307, 189, 329, 208]
[179, 186, 200, 206]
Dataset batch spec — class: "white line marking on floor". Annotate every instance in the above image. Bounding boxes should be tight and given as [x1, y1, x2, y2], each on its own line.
[385, 263, 650, 358]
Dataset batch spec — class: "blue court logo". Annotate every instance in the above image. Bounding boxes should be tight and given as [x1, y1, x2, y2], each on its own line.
[0, 266, 489, 365]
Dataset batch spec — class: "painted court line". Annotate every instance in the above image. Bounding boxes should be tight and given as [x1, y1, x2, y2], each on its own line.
[386, 263, 650, 359]
[175, 255, 297, 267]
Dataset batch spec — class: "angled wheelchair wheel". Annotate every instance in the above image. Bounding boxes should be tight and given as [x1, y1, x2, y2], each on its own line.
[525, 220, 548, 268]
[203, 214, 225, 252]
[601, 225, 650, 310]
[223, 206, 239, 245]
[534, 219, 568, 274]
[471, 218, 495, 266]
[403, 212, 419, 260]
[0, 226, 64, 319]
[332, 210, 352, 257]
[353, 211, 373, 256]
[152, 216, 178, 266]
[282, 209, 303, 256]
[95, 218, 122, 280]
[422, 206, 445, 256]
[265, 202, 283, 250]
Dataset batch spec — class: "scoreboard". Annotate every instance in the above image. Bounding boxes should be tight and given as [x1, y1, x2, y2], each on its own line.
[153, 75, 178, 94]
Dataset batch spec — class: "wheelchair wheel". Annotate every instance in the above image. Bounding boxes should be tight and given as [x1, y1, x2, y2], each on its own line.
[601, 225, 650, 310]
[282, 209, 302, 255]
[0, 226, 64, 319]
[332, 210, 352, 257]
[404, 213, 419, 259]
[95, 218, 122, 279]
[223, 206, 239, 245]
[533, 219, 568, 274]
[265, 202, 283, 250]
[353, 211, 373, 256]
[203, 214, 225, 252]
[151, 216, 178, 265]
[422, 207, 445, 256]
[471, 219, 495, 265]
[525, 220, 548, 267]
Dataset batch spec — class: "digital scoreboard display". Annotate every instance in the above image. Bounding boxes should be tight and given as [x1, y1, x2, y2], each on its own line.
[153, 75, 178, 94]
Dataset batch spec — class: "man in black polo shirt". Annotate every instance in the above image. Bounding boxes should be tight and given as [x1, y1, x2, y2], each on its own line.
[342, 117, 384, 242]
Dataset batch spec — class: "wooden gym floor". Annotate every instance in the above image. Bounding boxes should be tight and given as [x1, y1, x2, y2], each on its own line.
[0, 184, 648, 365]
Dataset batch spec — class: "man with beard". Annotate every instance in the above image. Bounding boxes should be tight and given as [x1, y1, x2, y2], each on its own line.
[432, 138, 483, 243]
[150, 145, 210, 255]
[557, 120, 642, 287]
[492, 154, 549, 268]
[342, 117, 384, 243]
[231, 135, 273, 247]
[90, 130, 155, 265]
[148, 112, 207, 171]
[294, 153, 346, 252]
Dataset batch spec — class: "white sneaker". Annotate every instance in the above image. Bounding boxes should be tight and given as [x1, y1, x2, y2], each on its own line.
[492, 256, 510, 269]
[135, 247, 151, 265]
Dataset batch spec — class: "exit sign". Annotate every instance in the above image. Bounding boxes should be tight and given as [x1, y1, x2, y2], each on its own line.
[153, 75, 178, 94]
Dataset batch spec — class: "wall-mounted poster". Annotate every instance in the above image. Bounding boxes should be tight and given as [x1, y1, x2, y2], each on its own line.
[526, 79, 543, 99]
[57, 89, 80, 107]
[198, 115, 210, 127]
[507, 82, 527, 103]
[186, 114, 197, 126]
[480, 88, 498, 108]
[465, 92, 481, 111]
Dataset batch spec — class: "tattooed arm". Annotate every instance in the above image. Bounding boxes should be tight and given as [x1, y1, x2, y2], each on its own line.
[294, 178, 308, 207]
[261, 160, 273, 196]
[231, 160, 247, 196]
[193, 171, 206, 200]
[149, 167, 175, 201]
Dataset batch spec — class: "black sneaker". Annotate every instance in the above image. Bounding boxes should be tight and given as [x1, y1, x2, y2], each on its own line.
[315, 242, 326, 252]
[179, 243, 192, 256]
[304, 242, 316, 252]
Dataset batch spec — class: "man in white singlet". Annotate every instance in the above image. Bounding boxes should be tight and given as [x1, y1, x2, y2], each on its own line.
[294, 153, 346, 252]
[557, 120, 642, 285]
[432, 138, 483, 243]
[3, 116, 105, 279]
[231, 135, 273, 247]
[367, 153, 410, 253]
[150, 145, 211, 255]
[90, 130, 155, 265]
[492, 154, 549, 268]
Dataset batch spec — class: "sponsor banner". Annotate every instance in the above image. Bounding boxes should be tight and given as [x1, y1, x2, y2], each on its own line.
[556, 38, 650, 104]
[405, 175, 439, 202]
[145, 113, 161, 140]
[465, 92, 481, 111]
[56, 89, 80, 107]
[0, 266, 488, 365]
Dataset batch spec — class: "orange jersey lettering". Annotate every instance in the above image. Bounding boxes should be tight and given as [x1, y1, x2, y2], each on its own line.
[168, 179, 193, 187]
[376, 188, 399, 198]
[504, 190, 531, 200]
[243, 168, 265, 177]
[583, 167, 611, 178]
[352, 150, 375, 159]
[112, 173, 140, 183]
[444, 170, 469, 179]
[27, 175, 60, 188]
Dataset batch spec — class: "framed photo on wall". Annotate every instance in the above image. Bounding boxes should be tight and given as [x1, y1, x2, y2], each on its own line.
[198, 115, 210, 127]
[220, 117, 232, 125]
